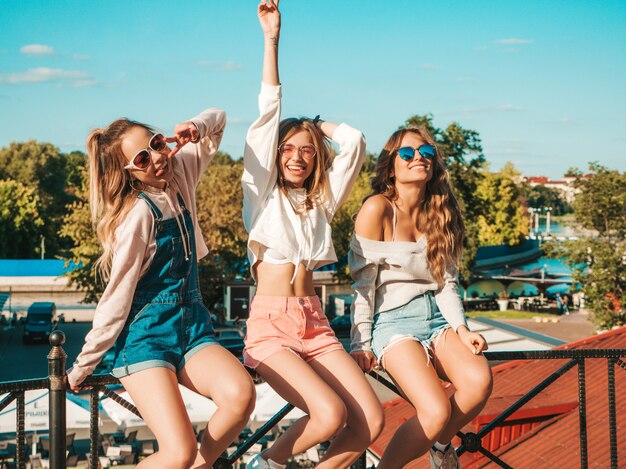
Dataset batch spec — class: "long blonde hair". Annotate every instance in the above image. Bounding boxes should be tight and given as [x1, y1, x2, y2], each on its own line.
[369, 128, 465, 285]
[276, 118, 332, 211]
[87, 118, 153, 281]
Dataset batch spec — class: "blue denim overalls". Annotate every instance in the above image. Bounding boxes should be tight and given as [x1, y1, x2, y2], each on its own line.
[111, 192, 217, 378]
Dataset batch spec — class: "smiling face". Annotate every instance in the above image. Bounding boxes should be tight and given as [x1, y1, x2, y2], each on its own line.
[278, 129, 316, 189]
[392, 132, 434, 186]
[121, 126, 174, 189]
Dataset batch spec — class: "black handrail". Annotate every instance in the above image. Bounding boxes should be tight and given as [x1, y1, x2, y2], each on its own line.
[0, 334, 624, 469]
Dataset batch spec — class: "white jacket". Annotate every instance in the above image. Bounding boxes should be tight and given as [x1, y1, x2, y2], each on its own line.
[242, 83, 365, 280]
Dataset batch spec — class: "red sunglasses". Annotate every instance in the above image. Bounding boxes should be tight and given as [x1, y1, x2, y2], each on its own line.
[124, 133, 167, 171]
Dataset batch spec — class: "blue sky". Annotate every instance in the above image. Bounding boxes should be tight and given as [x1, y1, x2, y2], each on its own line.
[1, 1, 624, 179]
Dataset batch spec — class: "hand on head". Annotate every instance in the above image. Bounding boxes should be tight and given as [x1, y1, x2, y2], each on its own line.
[258, 0, 281, 37]
[166, 121, 199, 158]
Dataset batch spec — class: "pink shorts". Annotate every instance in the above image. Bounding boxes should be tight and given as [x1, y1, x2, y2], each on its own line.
[243, 295, 344, 369]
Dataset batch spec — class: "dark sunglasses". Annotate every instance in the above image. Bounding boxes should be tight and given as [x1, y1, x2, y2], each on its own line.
[124, 133, 167, 171]
[396, 144, 436, 162]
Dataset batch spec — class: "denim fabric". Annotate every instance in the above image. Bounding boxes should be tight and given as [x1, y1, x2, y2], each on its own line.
[111, 193, 217, 378]
[370, 291, 449, 360]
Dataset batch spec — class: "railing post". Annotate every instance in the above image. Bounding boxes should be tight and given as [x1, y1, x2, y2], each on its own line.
[48, 330, 67, 469]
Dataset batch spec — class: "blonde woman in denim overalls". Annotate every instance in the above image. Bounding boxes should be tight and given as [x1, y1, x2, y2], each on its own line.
[68, 109, 255, 468]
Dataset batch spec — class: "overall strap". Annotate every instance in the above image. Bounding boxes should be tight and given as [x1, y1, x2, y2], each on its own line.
[138, 192, 163, 219]
[176, 192, 187, 210]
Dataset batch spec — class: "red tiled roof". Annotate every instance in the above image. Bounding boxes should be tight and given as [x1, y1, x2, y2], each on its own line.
[370, 327, 626, 468]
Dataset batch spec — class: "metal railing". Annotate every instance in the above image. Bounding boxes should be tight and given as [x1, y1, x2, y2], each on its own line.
[0, 331, 624, 469]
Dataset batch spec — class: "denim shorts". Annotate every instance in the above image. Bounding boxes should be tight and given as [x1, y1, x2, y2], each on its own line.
[371, 291, 449, 363]
[111, 297, 218, 378]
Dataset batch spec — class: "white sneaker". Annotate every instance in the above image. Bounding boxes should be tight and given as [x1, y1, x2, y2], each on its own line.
[246, 453, 286, 469]
[430, 444, 460, 469]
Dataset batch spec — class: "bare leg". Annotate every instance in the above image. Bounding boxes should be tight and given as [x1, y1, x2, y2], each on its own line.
[432, 329, 493, 444]
[119, 368, 198, 469]
[255, 350, 348, 464]
[308, 350, 384, 468]
[377, 340, 452, 469]
[179, 345, 255, 468]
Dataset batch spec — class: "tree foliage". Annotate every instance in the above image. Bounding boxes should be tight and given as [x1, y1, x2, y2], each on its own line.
[547, 163, 626, 329]
[0, 179, 44, 258]
[195, 158, 249, 308]
[475, 168, 529, 246]
[522, 184, 571, 216]
[0, 141, 85, 257]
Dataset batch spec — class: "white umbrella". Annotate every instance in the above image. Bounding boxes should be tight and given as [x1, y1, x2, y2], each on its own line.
[0, 390, 100, 433]
[100, 384, 218, 428]
[250, 383, 306, 424]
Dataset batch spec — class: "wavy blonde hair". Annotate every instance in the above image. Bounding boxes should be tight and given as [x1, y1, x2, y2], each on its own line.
[87, 119, 153, 281]
[369, 128, 464, 286]
[276, 118, 332, 211]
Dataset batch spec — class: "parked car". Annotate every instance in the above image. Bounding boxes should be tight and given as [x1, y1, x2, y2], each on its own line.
[22, 302, 56, 344]
[330, 314, 352, 339]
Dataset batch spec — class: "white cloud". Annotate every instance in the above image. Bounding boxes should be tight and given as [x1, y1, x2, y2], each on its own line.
[455, 76, 474, 82]
[197, 60, 243, 71]
[420, 63, 438, 70]
[227, 117, 251, 126]
[72, 54, 90, 61]
[494, 38, 532, 45]
[0, 67, 93, 85]
[20, 44, 55, 56]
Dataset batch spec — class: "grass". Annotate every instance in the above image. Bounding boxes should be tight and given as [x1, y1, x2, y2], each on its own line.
[466, 310, 558, 319]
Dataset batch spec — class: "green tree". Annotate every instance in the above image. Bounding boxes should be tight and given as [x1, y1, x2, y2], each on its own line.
[522, 184, 571, 216]
[0, 141, 85, 257]
[547, 163, 625, 329]
[0, 179, 44, 258]
[196, 158, 249, 309]
[475, 167, 529, 246]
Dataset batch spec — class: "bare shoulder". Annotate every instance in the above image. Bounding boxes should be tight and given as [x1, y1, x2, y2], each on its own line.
[355, 195, 392, 240]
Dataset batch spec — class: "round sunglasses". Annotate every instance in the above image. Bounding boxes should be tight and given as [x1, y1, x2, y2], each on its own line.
[396, 144, 436, 162]
[278, 142, 317, 159]
[124, 133, 168, 171]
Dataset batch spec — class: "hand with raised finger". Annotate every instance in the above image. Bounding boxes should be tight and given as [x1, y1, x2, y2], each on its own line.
[166, 121, 199, 158]
[258, 0, 281, 39]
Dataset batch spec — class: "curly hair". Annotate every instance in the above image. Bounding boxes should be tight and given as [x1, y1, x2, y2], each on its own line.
[368, 127, 464, 285]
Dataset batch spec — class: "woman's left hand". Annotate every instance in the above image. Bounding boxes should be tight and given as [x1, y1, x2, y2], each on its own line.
[167, 121, 200, 157]
[457, 326, 488, 355]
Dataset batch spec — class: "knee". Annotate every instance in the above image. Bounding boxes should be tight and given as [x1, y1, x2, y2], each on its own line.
[363, 403, 385, 444]
[419, 399, 451, 439]
[214, 375, 256, 421]
[310, 397, 347, 441]
[159, 440, 198, 468]
[457, 365, 493, 407]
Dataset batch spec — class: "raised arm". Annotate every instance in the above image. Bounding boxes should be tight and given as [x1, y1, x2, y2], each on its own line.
[167, 108, 226, 189]
[241, 0, 283, 231]
[320, 119, 366, 217]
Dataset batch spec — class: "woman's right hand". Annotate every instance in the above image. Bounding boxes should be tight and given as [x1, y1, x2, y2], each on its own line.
[351, 350, 378, 373]
[258, 0, 281, 39]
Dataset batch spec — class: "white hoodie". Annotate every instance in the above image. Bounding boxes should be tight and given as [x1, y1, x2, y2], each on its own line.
[242, 83, 365, 280]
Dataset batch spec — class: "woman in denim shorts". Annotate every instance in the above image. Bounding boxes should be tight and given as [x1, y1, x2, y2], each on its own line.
[68, 109, 254, 468]
[349, 128, 493, 469]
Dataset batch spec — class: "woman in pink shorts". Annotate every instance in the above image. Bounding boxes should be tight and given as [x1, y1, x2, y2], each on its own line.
[241, 2, 383, 468]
